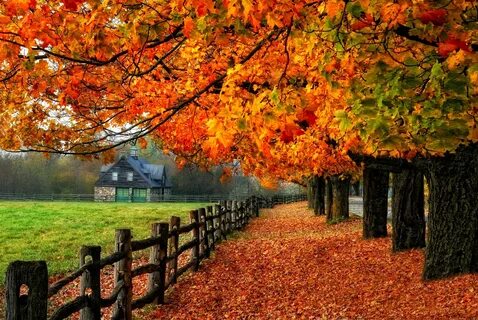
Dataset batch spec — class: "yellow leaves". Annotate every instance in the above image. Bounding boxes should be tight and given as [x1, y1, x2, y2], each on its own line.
[468, 127, 478, 142]
[446, 49, 467, 70]
[242, 0, 253, 18]
[259, 176, 278, 189]
[204, 118, 236, 159]
[380, 2, 409, 27]
[470, 69, 478, 95]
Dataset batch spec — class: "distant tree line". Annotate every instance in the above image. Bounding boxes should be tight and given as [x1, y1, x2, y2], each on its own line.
[0, 153, 101, 194]
[0, 151, 291, 196]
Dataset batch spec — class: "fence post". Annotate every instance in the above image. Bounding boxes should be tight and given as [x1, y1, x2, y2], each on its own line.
[168, 216, 181, 284]
[254, 197, 259, 217]
[190, 210, 200, 271]
[216, 204, 226, 241]
[232, 200, 238, 230]
[148, 222, 169, 304]
[207, 206, 216, 250]
[244, 199, 250, 225]
[224, 200, 232, 233]
[199, 208, 210, 258]
[80, 246, 101, 320]
[6, 261, 48, 320]
[236, 201, 242, 228]
[113, 229, 132, 320]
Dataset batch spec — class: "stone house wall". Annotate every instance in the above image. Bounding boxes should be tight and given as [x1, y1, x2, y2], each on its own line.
[94, 186, 116, 202]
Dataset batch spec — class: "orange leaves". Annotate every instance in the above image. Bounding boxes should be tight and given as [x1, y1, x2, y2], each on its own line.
[380, 3, 408, 27]
[4, 1, 33, 15]
[219, 167, 232, 184]
[325, 0, 345, 19]
[31, 80, 47, 97]
[183, 17, 194, 38]
[417, 8, 448, 26]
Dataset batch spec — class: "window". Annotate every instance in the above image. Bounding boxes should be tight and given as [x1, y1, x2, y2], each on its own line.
[112, 172, 118, 181]
[127, 172, 133, 181]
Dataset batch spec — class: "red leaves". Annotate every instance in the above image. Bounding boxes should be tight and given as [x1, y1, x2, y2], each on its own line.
[62, 0, 83, 11]
[280, 123, 304, 143]
[351, 14, 374, 31]
[297, 110, 317, 127]
[438, 36, 470, 58]
[418, 9, 448, 26]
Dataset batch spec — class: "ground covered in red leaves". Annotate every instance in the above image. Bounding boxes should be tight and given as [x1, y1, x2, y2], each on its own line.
[150, 202, 478, 320]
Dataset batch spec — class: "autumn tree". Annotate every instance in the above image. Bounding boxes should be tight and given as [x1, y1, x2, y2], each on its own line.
[1, 0, 478, 280]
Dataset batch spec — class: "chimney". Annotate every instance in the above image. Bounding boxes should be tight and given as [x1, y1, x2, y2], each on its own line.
[130, 146, 139, 159]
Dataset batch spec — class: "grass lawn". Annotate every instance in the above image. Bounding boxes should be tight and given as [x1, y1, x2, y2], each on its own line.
[0, 201, 211, 283]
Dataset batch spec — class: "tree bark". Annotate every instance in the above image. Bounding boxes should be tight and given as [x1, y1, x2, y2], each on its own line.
[352, 181, 361, 196]
[325, 177, 333, 221]
[327, 175, 350, 222]
[421, 144, 478, 280]
[391, 168, 425, 251]
[307, 178, 314, 209]
[363, 165, 389, 238]
[313, 176, 325, 215]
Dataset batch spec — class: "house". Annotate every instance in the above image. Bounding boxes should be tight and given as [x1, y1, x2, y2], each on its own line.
[94, 149, 172, 202]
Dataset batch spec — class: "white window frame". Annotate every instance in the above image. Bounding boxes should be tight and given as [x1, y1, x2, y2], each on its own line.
[127, 172, 134, 182]
[112, 172, 118, 181]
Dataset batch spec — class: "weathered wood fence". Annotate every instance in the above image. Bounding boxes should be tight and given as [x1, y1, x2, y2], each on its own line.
[5, 194, 306, 320]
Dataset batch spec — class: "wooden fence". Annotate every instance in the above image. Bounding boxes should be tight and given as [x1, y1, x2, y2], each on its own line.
[5, 194, 306, 320]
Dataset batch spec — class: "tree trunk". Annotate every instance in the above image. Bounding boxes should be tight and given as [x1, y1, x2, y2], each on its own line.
[422, 144, 478, 280]
[327, 175, 350, 222]
[363, 166, 389, 238]
[391, 168, 425, 251]
[313, 176, 325, 215]
[325, 177, 333, 221]
[352, 181, 361, 196]
[307, 178, 314, 209]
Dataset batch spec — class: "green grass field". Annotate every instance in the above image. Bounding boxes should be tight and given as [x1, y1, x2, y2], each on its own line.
[0, 201, 211, 283]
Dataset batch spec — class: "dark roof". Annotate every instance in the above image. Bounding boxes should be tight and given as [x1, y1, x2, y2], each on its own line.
[126, 156, 165, 188]
[95, 155, 171, 188]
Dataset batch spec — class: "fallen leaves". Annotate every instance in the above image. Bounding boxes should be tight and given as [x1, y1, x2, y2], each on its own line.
[151, 202, 478, 319]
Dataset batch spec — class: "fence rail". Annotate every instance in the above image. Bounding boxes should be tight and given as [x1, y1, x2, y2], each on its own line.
[5, 194, 306, 320]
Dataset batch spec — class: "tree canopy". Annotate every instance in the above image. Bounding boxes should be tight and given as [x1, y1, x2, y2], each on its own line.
[1, 0, 477, 181]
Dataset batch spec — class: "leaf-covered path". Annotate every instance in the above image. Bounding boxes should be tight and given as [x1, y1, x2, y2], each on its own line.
[151, 202, 478, 320]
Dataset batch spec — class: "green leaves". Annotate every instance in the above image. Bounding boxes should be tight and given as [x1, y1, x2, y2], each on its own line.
[346, 2, 364, 18]
[335, 110, 351, 131]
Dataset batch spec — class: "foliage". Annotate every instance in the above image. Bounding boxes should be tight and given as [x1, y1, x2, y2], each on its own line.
[0, 201, 208, 282]
[0, 0, 477, 182]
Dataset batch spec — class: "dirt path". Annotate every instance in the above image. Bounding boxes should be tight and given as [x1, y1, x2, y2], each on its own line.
[149, 202, 478, 320]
